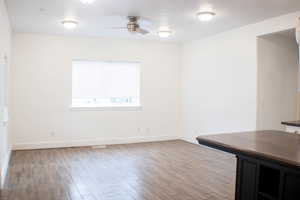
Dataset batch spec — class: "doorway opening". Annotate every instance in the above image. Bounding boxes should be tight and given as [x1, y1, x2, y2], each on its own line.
[257, 29, 299, 130]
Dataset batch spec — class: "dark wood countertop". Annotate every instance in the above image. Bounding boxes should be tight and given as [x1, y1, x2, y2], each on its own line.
[196, 130, 300, 168]
[281, 121, 300, 127]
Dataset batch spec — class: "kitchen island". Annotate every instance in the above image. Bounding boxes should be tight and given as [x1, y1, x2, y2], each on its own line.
[197, 130, 300, 200]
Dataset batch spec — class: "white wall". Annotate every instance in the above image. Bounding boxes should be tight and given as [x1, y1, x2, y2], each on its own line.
[10, 33, 181, 149]
[257, 33, 298, 130]
[181, 11, 300, 143]
[9, 10, 300, 148]
[0, 0, 11, 187]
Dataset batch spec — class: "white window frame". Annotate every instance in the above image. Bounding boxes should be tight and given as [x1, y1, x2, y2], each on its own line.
[70, 59, 142, 111]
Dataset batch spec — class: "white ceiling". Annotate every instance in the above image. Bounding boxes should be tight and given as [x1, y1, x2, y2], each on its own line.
[5, 0, 300, 42]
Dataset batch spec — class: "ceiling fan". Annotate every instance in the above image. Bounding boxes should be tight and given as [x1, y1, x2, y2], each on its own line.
[109, 16, 150, 35]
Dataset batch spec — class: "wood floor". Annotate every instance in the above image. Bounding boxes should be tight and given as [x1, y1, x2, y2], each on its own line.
[1, 140, 236, 200]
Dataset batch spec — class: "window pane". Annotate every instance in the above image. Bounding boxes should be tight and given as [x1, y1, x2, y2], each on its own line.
[72, 60, 140, 107]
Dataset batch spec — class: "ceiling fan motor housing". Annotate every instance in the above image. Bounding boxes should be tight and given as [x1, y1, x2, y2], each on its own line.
[127, 22, 139, 32]
[127, 16, 139, 32]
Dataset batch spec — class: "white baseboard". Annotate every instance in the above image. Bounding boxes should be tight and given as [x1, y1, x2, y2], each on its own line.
[181, 130, 258, 145]
[181, 137, 198, 144]
[12, 135, 181, 150]
[1, 147, 11, 188]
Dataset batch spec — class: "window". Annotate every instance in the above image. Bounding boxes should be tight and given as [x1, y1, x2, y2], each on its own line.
[72, 60, 140, 109]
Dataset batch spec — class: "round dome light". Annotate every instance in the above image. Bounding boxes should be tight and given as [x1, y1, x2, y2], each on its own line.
[61, 20, 78, 29]
[80, 0, 95, 4]
[197, 11, 215, 22]
[158, 30, 172, 38]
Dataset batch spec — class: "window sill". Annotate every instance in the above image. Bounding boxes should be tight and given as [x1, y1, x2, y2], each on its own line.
[69, 105, 142, 111]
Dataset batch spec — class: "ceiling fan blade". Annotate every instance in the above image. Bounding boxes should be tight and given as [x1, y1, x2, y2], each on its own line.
[136, 28, 149, 35]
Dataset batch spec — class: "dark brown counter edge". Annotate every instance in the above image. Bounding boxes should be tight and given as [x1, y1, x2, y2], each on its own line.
[196, 136, 300, 169]
[281, 121, 300, 127]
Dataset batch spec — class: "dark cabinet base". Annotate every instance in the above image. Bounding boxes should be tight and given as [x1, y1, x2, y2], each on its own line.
[235, 155, 300, 200]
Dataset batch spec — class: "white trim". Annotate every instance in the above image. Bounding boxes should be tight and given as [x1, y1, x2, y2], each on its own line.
[296, 18, 300, 44]
[12, 135, 180, 150]
[181, 137, 198, 144]
[181, 129, 258, 145]
[69, 105, 142, 111]
[1, 147, 11, 188]
[72, 59, 141, 64]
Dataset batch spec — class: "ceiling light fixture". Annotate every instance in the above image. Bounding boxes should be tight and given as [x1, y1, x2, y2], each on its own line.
[80, 0, 95, 4]
[158, 30, 172, 38]
[61, 20, 78, 29]
[197, 11, 215, 22]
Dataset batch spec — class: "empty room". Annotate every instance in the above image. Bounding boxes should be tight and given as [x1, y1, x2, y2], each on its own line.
[1, 0, 300, 199]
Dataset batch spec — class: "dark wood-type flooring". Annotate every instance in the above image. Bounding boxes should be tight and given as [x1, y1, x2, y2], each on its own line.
[1, 140, 236, 200]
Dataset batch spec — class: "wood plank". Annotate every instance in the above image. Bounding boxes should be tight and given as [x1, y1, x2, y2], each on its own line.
[2, 140, 235, 200]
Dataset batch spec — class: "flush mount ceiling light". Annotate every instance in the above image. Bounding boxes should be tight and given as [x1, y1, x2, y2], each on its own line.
[157, 30, 172, 38]
[197, 11, 216, 22]
[80, 0, 95, 4]
[61, 20, 78, 29]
